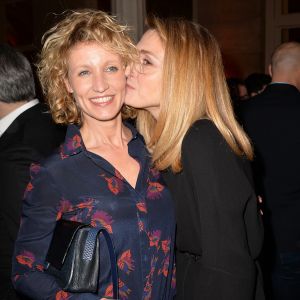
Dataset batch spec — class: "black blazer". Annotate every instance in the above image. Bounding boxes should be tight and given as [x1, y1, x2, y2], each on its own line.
[239, 84, 300, 262]
[0, 103, 66, 300]
[163, 119, 264, 300]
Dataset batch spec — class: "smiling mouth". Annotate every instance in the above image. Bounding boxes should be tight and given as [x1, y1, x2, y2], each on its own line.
[90, 96, 113, 104]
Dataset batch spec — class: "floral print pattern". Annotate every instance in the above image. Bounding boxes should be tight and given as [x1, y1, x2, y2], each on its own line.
[12, 124, 175, 300]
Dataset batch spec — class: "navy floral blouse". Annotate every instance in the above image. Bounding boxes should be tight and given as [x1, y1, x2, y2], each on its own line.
[12, 123, 176, 300]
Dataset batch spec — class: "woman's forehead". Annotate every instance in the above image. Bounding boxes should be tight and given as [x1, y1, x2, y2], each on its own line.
[137, 30, 164, 56]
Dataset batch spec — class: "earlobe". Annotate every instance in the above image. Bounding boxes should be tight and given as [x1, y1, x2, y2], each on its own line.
[268, 64, 272, 77]
[64, 77, 73, 93]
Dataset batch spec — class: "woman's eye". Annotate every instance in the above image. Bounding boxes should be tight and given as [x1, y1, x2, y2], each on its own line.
[141, 58, 151, 65]
[78, 70, 89, 76]
[106, 66, 119, 72]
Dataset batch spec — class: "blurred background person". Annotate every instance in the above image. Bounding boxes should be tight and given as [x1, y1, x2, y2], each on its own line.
[226, 77, 249, 118]
[126, 17, 264, 300]
[227, 77, 249, 102]
[244, 73, 271, 98]
[0, 43, 65, 300]
[239, 42, 300, 300]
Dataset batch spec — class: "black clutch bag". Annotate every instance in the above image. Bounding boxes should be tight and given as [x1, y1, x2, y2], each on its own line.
[45, 219, 118, 299]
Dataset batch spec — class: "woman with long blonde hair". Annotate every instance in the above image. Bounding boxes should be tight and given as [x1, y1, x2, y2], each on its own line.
[125, 16, 264, 299]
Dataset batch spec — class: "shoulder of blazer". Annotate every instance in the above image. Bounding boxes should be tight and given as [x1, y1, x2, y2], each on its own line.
[1, 104, 44, 135]
[181, 119, 226, 168]
[245, 84, 300, 105]
[183, 119, 223, 148]
[1, 104, 45, 137]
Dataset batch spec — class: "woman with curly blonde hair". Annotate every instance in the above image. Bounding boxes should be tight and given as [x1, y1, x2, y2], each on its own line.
[12, 10, 176, 300]
[125, 16, 264, 300]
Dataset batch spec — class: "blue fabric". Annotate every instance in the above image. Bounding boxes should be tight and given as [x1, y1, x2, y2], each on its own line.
[12, 123, 176, 300]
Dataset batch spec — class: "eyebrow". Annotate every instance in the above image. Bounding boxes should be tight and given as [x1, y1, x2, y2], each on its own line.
[139, 49, 163, 63]
[139, 49, 157, 57]
[70, 60, 122, 69]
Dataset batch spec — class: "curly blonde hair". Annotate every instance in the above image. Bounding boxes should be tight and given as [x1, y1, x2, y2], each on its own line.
[38, 9, 137, 125]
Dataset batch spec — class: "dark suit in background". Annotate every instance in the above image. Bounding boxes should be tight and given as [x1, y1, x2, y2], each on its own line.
[0, 43, 66, 300]
[239, 83, 300, 299]
[0, 103, 66, 300]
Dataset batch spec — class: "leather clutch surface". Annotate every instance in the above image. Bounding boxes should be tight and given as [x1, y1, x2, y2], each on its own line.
[45, 219, 118, 298]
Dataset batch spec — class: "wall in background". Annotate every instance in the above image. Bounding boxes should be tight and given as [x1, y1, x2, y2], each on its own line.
[195, 0, 265, 78]
[0, 0, 276, 80]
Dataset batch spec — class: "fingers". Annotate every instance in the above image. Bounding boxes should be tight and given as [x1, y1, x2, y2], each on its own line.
[257, 195, 263, 215]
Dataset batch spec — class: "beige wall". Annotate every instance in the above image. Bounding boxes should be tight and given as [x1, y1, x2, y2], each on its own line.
[196, 0, 265, 79]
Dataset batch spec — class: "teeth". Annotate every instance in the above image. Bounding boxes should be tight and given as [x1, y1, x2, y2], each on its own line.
[90, 96, 112, 104]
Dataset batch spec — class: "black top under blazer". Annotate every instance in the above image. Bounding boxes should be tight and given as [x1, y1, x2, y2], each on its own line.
[163, 119, 264, 300]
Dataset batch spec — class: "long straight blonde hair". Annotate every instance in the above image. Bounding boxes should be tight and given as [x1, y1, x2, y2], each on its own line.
[136, 17, 253, 173]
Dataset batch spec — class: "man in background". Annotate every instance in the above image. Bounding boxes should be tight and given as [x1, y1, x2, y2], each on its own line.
[239, 42, 300, 300]
[244, 72, 271, 97]
[0, 43, 66, 299]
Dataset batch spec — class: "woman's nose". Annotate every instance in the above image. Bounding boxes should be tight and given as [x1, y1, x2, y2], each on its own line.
[125, 63, 140, 79]
[93, 74, 109, 92]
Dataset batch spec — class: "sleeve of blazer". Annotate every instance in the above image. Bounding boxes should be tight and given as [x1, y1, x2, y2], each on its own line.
[0, 144, 40, 242]
[12, 164, 99, 300]
[180, 121, 263, 297]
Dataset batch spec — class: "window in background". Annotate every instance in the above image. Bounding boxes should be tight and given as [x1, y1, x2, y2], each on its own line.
[281, 0, 300, 43]
[265, 0, 300, 70]
[282, 27, 300, 42]
[282, 0, 300, 14]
